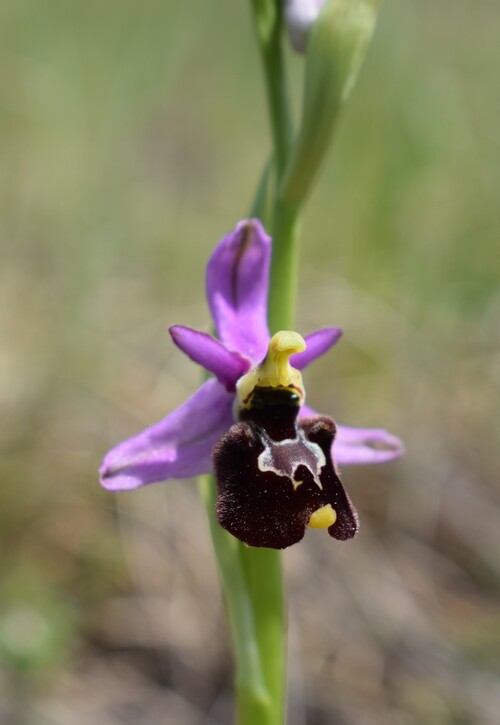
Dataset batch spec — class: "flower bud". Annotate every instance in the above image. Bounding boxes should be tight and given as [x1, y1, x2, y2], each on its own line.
[281, 0, 380, 206]
[285, 0, 325, 53]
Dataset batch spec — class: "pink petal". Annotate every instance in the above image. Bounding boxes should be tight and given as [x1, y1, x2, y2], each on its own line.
[290, 327, 343, 370]
[299, 407, 404, 466]
[169, 325, 250, 391]
[206, 219, 271, 363]
[100, 379, 234, 491]
[334, 425, 404, 466]
[298, 403, 318, 420]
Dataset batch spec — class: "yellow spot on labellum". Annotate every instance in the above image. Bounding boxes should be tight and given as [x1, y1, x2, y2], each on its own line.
[308, 504, 336, 529]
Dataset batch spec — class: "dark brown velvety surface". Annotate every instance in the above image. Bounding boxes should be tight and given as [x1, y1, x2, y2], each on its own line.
[214, 395, 358, 549]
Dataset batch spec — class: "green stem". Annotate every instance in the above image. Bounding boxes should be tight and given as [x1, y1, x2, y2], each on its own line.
[199, 477, 283, 725]
[200, 4, 301, 725]
[239, 547, 284, 725]
[268, 199, 301, 332]
[250, 158, 275, 229]
[247, 1, 299, 331]
[249, 0, 293, 178]
[201, 1, 380, 721]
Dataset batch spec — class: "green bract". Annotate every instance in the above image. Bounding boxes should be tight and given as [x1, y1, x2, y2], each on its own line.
[281, 0, 380, 206]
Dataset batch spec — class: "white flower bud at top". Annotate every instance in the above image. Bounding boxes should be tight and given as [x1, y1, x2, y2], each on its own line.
[285, 0, 325, 53]
[281, 0, 379, 206]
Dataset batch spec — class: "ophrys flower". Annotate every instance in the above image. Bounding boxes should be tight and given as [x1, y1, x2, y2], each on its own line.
[100, 220, 403, 548]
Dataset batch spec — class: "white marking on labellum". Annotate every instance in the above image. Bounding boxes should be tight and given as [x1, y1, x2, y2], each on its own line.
[257, 429, 326, 490]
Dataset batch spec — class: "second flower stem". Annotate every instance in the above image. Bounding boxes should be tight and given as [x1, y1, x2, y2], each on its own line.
[249, 0, 293, 178]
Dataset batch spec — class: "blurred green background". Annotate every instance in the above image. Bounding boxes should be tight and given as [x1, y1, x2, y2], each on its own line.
[1, 0, 499, 723]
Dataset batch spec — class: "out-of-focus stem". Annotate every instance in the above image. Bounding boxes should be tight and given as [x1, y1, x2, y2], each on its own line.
[249, 0, 293, 179]
[202, 3, 301, 724]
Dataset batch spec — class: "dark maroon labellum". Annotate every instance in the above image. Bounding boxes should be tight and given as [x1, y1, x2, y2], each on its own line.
[213, 388, 359, 549]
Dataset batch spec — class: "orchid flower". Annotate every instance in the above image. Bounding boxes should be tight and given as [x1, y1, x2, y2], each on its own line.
[100, 219, 403, 548]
